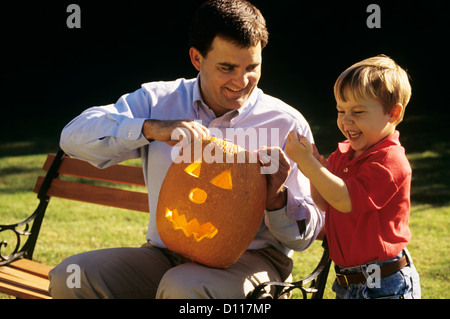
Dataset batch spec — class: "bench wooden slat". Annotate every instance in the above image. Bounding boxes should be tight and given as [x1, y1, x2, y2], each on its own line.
[0, 266, 49, 288]
[33, 177, 149, 213]
[0, 266, 50, 299]
[9, 259, 52, 279]
[0, 279, 51, 299]
[43, 154, 146, 186]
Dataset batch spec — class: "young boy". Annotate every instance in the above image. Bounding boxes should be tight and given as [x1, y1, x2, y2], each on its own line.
[286, 55, 421, 299]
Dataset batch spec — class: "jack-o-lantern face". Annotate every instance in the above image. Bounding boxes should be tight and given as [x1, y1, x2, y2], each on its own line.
[156, 137, 267, 268]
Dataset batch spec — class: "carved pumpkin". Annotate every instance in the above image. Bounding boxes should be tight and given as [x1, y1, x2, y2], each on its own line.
[156, 137, 267, 268]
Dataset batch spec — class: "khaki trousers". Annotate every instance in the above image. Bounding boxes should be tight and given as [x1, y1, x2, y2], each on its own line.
[48, 244, 293, 299]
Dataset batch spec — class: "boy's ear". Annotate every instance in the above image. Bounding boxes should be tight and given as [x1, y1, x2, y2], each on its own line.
[189, 47, 202, 72]
[389, 103, 403, 123]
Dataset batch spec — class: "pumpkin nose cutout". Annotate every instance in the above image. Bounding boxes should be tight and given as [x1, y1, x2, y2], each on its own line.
[189, 188, 207, 204]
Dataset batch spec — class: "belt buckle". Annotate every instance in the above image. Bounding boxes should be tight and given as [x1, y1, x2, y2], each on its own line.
[336, 273, 349, 287]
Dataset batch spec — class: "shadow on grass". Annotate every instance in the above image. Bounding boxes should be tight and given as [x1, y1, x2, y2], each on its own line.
[401, 113, 450, 207]
[0, 139, 60, 158]
[0, 117, 64, 158]
[408, 151, 450, 206]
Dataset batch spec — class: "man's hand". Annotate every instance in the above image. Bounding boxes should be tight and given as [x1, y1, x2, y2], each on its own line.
[256, 146, 291, 211]
[142, 119, 210, 146]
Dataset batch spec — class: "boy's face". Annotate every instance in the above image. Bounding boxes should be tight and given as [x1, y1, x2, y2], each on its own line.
[336, 90, 399, 158]
[189, 36, 262, 117]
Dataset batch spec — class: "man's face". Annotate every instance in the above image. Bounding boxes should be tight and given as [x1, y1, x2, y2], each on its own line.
[190, 36, 262, 117]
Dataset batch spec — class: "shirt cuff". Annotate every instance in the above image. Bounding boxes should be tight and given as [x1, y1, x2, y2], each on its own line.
[264, 206, 293, 229]
[116, 117, 147, 141]
[264, 206, 306, 250]
[285, 187, 310, 221]
[264, 187, 311, 226]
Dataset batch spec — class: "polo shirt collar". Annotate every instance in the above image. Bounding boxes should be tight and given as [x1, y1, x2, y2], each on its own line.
[338, 130, 401, 160]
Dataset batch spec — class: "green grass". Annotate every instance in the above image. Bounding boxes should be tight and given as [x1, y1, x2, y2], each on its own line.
[1, 114, 449, 299]
[0, 154, 149, 263]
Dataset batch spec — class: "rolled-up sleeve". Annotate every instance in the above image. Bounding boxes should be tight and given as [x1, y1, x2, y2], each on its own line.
[60, 88, 151, 168]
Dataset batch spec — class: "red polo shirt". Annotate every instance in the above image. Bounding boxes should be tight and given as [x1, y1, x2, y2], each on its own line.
[325, 131, 412, 267]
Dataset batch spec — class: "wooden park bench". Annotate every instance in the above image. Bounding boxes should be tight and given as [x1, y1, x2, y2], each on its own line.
[0, 150, 331, 299]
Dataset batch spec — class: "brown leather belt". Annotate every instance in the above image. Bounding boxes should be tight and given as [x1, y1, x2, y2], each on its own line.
[335, 255, 409, 287]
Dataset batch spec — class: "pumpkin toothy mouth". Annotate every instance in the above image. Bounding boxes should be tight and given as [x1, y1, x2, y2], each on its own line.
[165, 208, 218, 242]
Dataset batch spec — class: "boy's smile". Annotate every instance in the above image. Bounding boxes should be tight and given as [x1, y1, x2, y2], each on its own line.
[336, 90, 401, 158]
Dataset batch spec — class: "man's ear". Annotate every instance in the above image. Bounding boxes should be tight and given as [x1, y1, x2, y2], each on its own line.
[389, 103, 403, 123]
[189, 47, 202, 71]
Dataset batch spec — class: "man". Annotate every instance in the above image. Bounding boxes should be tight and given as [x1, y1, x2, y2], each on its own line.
[49, 0, 324, 298]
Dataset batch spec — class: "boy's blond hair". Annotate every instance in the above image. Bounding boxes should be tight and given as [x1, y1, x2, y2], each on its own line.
[334, 54, 411, 124]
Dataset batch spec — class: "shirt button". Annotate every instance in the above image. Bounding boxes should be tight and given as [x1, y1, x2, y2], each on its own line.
[343, 167, 348, 173]
[128, 131, 132, 138]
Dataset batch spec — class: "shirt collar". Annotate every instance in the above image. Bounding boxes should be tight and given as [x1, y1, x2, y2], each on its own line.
[192, 74, 203, 107]
[338, 130, 401, 159]
[192, 75, 204, 115]
[192, 73, 258, 121]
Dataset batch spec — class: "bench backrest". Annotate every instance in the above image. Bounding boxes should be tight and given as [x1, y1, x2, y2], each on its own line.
[33, 153, 149, 213]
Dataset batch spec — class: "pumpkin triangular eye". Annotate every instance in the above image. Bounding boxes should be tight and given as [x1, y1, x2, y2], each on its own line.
[184, 162, 201, 178]
[210, 169, 232, 190]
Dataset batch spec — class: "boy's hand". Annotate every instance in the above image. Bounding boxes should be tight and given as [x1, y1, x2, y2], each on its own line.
[287, 130, 351, 213]
[286, 131, 314, 164]
[286, 131, 327, 171]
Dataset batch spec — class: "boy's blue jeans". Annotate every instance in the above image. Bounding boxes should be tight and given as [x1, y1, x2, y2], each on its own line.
[332, 248, 421, 299]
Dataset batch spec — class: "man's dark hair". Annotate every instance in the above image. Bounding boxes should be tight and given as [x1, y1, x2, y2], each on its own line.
[189, 0, 269, 57]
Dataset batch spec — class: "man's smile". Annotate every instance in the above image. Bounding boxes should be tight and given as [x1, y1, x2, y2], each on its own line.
[225, 86, 245, 93]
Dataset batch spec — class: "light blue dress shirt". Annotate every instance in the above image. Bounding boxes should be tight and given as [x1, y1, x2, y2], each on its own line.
[60, 76, 324, 256]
